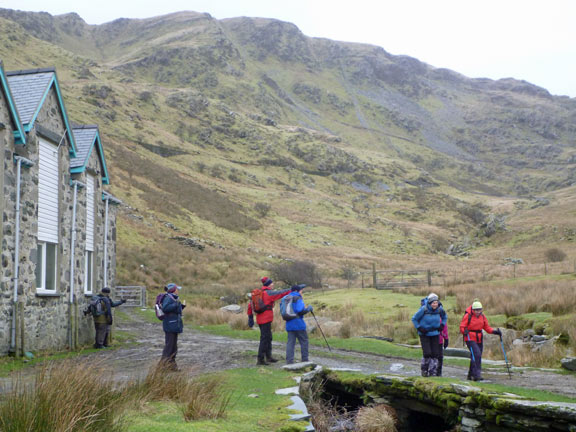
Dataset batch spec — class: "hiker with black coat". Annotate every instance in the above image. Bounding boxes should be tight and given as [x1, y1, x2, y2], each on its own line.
[247, 277, 291, 365]
[92, 287, 126, 349]
[460, 300, 501, 381]
[160, 283, 186, 370]
[411, 293, 447, 377]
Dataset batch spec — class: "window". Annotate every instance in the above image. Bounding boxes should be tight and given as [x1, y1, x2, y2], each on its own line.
[84, 250, 93, 294]
[84, 174, 95, 294]
[36, 241, 57, 292]
[37, 139, 59, 293]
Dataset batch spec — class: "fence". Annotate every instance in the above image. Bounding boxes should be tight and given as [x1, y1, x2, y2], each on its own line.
[437, 260, 576, 287]
[114, 286, 147, 307]
[360, 267, 432, 290]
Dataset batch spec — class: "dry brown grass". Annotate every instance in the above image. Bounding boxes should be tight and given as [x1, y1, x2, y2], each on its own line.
[355, 405, 397, 432]
[133, 363, 233, 421]
[0, 360, 126, 432]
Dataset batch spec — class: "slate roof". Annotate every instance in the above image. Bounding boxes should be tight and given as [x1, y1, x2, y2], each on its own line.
[6, 67, 76, 155]
[71, 125, 110, 185]
[0, 62, 26, 144]
[70, 126, 98, 169]
[6, 68, 54, 125]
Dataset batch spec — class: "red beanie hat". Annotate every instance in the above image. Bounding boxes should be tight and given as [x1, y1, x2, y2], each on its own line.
[261, 276, 273, 287]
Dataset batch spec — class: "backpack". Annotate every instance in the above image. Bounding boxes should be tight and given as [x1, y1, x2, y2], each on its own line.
[88, 296, 104, 317]
[155, 293, 167, 320]
[280, 295, 298, 321]
[250, 288, 271, 314]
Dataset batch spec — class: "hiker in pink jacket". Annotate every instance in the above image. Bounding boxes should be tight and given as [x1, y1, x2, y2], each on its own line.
[437, 323, 449, 376]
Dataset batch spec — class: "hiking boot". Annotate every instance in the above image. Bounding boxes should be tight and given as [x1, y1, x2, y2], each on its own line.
[256, 359, 270, 366]
[472, 377, 484, 382]
[266, 357, 279, 363]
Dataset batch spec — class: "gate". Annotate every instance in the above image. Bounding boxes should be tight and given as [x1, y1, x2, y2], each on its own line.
[114, 286, 147, 307]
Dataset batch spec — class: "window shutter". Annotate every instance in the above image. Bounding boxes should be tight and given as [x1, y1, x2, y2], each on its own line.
[86, 174, 95, 251]
[38, 139, 59, 243]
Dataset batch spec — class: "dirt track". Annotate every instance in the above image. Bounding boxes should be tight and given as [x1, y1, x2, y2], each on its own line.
[3, 309, 575, 398]
[89, 309, 576, 398]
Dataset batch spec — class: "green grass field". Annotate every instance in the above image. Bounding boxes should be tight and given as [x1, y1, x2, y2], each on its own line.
[124, 368, 307, 432]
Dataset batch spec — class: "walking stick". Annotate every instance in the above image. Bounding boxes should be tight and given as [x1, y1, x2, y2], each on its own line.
[466, 333, 475, 363]
[311, 311, 332, 352]
[499, 333, 512, 380]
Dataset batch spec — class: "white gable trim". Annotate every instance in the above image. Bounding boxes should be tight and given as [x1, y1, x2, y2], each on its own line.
[38, 139, 59, 243]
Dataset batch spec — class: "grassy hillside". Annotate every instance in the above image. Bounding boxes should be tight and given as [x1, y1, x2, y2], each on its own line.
[0, 10, 575, 293]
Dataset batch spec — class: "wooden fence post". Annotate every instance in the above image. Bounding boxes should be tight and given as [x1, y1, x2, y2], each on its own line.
[513, 263, 516, 279]
[427, 270, 432, 287]
[372, 263, 377, 288]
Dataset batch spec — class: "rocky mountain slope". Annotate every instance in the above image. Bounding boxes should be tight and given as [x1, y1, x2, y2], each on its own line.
[1, 9, 574, 289]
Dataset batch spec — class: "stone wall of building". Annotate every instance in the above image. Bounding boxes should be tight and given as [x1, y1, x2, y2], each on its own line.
[0, 86, 14, 352]
[0, 85, 121, 354]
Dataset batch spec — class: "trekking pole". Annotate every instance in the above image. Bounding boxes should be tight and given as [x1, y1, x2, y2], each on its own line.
[466, 334, 475, 363]
[499, 334, 512, 380]
[311, 311, 332, 352]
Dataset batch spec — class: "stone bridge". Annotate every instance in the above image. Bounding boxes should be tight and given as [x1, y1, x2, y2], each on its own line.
[302, 368, 576, 431]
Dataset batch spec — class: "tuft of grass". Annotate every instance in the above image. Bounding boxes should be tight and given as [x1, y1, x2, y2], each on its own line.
[0, 360, 126, 432]
[355, 405, 397, 432]
[180, 375, 233, 421]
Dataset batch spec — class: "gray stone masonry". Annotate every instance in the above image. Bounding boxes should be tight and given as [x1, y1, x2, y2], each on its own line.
[0, 78, 118, 355]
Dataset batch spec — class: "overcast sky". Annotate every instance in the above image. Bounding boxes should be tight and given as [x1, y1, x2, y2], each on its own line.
[3, 0, 576, 97]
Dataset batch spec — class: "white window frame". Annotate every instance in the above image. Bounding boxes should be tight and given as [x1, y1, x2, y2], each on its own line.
[84, 174, 95, 294]
[36, 241, 58, 293]
[84, 250, 94, 294]
[37, 139, 59, 294]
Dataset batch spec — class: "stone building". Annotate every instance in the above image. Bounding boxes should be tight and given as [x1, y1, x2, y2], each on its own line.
[0, 64, 119, 355]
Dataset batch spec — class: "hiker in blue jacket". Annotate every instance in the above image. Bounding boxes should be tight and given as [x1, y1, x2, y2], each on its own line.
[411, 293, 447, 377]
[285, 284, 313, 364]
[161, 283, 186, 370]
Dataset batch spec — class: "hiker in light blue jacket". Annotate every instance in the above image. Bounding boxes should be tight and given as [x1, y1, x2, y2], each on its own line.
[285, 284, 313, 364]
[411, 293, 447, 377]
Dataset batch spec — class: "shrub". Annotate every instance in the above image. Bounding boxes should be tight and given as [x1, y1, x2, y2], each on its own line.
[254, 202, 272, 217]
[545, 248, 567, 262]
[340, 262, 358, 287]
[271, 260, 323, 288]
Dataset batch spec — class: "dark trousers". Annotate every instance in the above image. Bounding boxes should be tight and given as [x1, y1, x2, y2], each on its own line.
[466, 341, 483, 379]
[94, 323, 110, 348]
[258, 322, 273, 361]
[419, 335, 441, 376]
[162, 332, 179, 367]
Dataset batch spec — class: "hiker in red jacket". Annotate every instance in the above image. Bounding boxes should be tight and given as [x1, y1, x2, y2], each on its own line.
[247, 277, 291, 365]
[460, 300, 502, 381]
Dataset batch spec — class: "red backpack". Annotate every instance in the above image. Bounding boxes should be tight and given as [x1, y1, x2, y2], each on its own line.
[251, 288, 272, 314]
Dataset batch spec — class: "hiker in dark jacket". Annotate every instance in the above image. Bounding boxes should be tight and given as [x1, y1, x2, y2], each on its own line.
[285, 284, 313, 364]
[93, 287, 125, 349]
[161, 283, 186, 370]
[247, 277, 290, 365]
[460, 300, 501, 381]
[411, 293, 447, 377]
